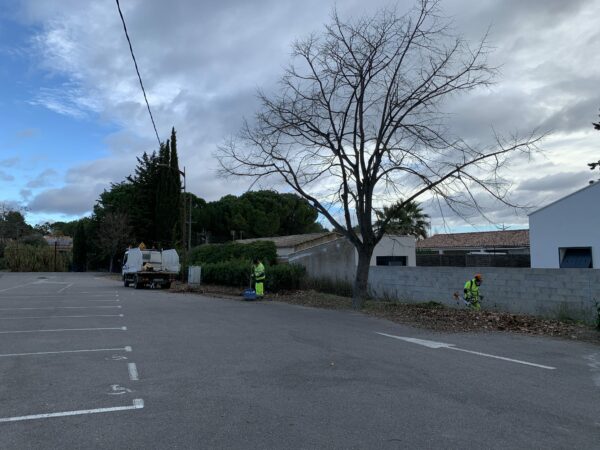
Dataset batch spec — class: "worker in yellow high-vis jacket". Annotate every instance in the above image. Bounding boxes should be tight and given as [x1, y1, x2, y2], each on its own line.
[463, 273, 483, 310]
[252, 258, 266, 299]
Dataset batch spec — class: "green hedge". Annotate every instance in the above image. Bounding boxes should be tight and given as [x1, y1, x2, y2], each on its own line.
[201, 260, 305, 292]
[189, 241, 277, 265]
[266, 264, 306, 292]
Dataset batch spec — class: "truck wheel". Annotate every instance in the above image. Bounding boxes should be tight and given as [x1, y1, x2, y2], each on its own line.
[133, 275, 143, 289]
[124, 278, 130, 287]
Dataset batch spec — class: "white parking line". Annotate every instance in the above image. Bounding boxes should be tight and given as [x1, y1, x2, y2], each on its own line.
[0, 314, 124, 320]
[0, 306, 121, 310]
[0, 399, 144, 423]
[376, 332, 556, 370]
[0, 294, 120, 299]
[0, 282, 37, 293]
[128, 363, 139, 381]
[0, 346, 132, 358]
[56, 283, 74, 294]
[0, 327, 127, 334]
[447, 346, 557, 370]
[83, 300, 120, 302]
[0, 300, 120, 304]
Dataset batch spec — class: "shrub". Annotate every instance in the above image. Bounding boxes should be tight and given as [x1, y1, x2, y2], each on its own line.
[189, 241, 277, 265]
[200, 260, 306, 292]
[4, 242, 70, 272]
[201, 260, 250, 287]
[266, 264, 306, 292]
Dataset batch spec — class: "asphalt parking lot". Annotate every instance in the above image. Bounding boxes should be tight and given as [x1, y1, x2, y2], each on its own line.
[0, 272, 598, 449]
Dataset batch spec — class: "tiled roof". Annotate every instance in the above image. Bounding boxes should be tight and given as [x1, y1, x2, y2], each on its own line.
[416, 229, 529, 249]
[236, 232, 338, 249]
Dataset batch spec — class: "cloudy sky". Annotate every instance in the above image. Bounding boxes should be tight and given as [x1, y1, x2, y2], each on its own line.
[0, 0, 598, 231]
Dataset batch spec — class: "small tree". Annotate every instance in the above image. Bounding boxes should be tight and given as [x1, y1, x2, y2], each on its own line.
[97, 212, 131, 273]
[375, 200, 429, 239]
[218, 1, 544, 308]
[72, 221, 87, 272]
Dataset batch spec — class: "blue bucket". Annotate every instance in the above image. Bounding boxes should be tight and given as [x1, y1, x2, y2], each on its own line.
[243, 288, 257, 301]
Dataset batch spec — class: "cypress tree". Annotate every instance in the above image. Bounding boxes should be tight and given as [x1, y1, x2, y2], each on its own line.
[127, 151, 161, 245]
[155, 140, 172, 247]
[169, 127, 183, 245]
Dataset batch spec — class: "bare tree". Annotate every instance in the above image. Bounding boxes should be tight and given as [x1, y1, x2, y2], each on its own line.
[218, 0, 544, 308]
[97, 212, 131, 273]
[589, 111, 599, 172]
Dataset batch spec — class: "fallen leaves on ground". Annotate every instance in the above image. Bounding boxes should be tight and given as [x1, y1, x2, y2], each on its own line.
[170, 283, 600, 343]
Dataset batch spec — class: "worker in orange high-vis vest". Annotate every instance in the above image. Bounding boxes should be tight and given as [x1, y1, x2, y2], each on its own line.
[464, 273, 483, 310]
[252, 258, 266, 299]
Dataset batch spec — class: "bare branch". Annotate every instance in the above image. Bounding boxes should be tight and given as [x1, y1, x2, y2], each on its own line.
[215, 2, 546, 305]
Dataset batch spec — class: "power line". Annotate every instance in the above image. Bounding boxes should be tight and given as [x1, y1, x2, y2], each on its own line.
[115, 0, 161, 146]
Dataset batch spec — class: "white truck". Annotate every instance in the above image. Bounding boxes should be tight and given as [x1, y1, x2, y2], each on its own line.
[122, 248, 180, 289]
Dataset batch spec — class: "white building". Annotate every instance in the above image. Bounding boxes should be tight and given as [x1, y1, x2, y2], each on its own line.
[367, 235, 416, 266]
[529, 181, 600, 268]
[238, 232, 416, 281]
[238, 232, 416, 266]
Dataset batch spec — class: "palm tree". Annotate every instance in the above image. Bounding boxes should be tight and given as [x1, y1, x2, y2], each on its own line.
[375, 200, 430, 239]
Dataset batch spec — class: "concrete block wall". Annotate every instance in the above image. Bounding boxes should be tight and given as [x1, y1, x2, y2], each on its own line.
[289, 238, 355, 282]
[368, 266, 600, 324]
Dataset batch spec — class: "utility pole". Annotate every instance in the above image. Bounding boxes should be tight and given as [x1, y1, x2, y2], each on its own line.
[188, 188, 192, 251]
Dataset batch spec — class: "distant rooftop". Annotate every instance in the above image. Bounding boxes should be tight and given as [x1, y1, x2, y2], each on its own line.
[236, 232, 339, 249]
[417, 229, 529, 249]
[43, 235, 73, 250]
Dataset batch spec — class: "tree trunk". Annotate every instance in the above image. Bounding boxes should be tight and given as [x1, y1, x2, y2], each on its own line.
[352, 246, 373, 309]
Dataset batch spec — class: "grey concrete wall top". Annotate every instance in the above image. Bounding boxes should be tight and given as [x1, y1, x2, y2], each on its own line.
[368, 266, 600, 324]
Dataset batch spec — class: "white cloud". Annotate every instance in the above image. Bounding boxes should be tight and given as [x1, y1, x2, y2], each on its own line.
[26, 168, 59, 188]
[0, 157, 20, 167]
[0, 171, 14, 181]
[13, 0, 600, 229]
[28, 183, 104, 215]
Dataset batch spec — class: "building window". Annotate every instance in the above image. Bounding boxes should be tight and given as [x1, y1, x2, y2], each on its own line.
[376, 256, 407, 266]
[559, 247, 593, 268]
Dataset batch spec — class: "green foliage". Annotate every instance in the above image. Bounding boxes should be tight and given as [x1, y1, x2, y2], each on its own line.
[155, 131, 182, 248]
[266, 264, 306, 291]
[72, 221, 87, 272]
[192, 190, 324, 243]
[189, 241, 277, 265]
[53, 220, 83, 237]
[4, 242, 70, 272]
[200, 260, 249, 287]
[200, 260, 305, 292]
[0, 210, 34, 240]
[20, 234, 47, 247]
[0, 257, 6, 271]
[95, 212, 131, 272]
[375, 199, 430, 239]
[88, 129, 182, 250]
